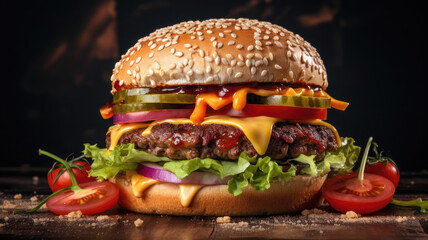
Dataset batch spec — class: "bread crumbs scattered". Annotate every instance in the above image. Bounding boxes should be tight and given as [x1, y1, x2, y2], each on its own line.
[2, 200, 16, 209]
[96, 215, 110, 221]
[216, 216, 231, 223]
[134, 218, 144, 227]
[30, 196, 38, 202]
[237, 221, 249, 226]
[67, 210, 83, 219]
[13, 194, 22, 200]
[396, 216, 408, 222]
[345, 211, 360, 218]
[4, 216, 9, 221]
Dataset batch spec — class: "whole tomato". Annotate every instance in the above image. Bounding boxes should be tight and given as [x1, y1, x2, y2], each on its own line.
[365, 161, 400, 188]
[47, 157, 97, 192]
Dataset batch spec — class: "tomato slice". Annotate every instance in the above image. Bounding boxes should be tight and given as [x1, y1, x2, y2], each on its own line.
[46, 181, 119, 215]
[209, 104, 327, 120]
[322, 172, 395, 214]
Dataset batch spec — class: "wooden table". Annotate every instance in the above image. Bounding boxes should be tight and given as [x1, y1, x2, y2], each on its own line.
[1, 168, 427, 239]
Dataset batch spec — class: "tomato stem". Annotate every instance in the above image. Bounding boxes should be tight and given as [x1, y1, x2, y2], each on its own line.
[13, 187, 72, 214]
[39, 149, 82, 191]
[358, 137, 373, 182]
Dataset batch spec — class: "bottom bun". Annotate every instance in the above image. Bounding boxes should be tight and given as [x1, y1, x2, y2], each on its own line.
[110, 173, 327, 216]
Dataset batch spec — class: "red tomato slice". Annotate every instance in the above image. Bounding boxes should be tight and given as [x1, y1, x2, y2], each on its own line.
[209, 104, 327, 120]
[46, 181, 119, 215]
[47, 160, 97, 192]
[322, 172, 395, 214]
[365, 162, 400, 188]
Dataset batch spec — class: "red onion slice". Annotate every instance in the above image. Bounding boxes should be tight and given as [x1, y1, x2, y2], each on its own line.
[137, 163, 230, 185]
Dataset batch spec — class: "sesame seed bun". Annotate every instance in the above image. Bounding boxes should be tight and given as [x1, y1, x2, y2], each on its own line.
[110, 18, 327, 93]
[110, 173, 327, 216]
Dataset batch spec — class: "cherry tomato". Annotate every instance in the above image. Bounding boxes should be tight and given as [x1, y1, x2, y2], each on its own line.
[210, 104, 327, 120]
[322, 172, 395, 214]
[46, 181, 119, 215]
[48, 160, 97, 192]
[365, 162, 400, 188]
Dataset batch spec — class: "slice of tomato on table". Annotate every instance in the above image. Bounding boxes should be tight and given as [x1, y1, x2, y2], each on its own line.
[46, 181, 119, 215]
[322, 137, 397, 214]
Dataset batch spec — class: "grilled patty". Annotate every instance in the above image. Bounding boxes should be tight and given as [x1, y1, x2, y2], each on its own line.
[107, 122, 338, 161]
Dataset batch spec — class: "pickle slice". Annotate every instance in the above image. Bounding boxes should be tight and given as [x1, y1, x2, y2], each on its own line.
[248, 95, 331, 108]
[113, 92, 196, 104]
[113, 103, 189, 114]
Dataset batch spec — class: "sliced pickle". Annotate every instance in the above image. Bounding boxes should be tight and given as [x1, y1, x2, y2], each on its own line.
[248, 95, 331, 108]
[113, 103, 188, 114]
[113, 92, 196, 104]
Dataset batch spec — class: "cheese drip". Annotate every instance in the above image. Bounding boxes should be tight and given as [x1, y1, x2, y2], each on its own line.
[126, 171, 203, 207]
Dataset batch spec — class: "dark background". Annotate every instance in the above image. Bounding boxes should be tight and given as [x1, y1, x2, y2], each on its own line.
[2, 0, 427, 171]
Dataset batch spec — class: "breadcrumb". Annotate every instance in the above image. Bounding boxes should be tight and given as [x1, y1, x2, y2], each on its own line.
[216, 216, 231, 223]
[134, 218, 144, 227]
[67, 210, 83, 218]
[13, 194, 22, 200]
[30, 196, 38, 202]
[345, 211, 360, 218]
[96, 215, 110, 221]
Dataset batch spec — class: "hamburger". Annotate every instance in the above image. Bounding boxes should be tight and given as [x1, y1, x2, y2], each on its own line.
[85, 18, 360, 216]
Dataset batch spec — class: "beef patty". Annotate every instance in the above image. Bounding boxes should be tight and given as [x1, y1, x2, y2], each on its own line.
[107, 122, 338, 161]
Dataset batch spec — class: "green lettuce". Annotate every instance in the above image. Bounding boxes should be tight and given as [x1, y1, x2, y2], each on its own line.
[83, 137, 360, 195]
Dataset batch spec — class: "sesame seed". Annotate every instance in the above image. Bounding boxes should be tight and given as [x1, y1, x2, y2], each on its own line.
[245, 59, 251, 67]
[255, 45, 263, 51]
[206, 30, 213, 34]
[269, 52, 274, 61]
[217, 42, 223, 48]
[275, 41, 283, 47]
[235, 72, 243, 78]
[215, 56, 221, 65]
[274, 64, 282, 69]
[265, 41, 272, 46]
[251, 67, 256, 75]
[255, 40, 262, 46]
[135, 66, 140, 72]
[137, 44, 142, 51]
[219, 32, 225, 37]
[237, 61, 245, 67]
[136, 56, 142, 63]
[127, 70, 132, 75]
[273, 36, 279, 41]
[119, 80, 124, 86]
[230, 59, 237, 66]
[171, 48, 176, 54]
[261, 69, 268, 76]
[129, 60, 134, 66]
[158, 45, 164, 51]
[150, 43, 157, 49]
[289, 70, 294, 78]
[228, 40, 235, 46]
[148, 41, 154, 46]
[255, 53, 262, 59]
[212, 41, 217, 47]
[199, 49, 205, 58]
[210, 37, 216, 42]
[238, 54, 244, 61]
[199, 36, 205, 40]
[190, 35, 196, 40]
[247, 53, 254, 59]
[255, 60, 262, 67]
[147, 69, 154, 76]
[197, 31, 203, 36]
[236, 44, 243, 49]
[174, 51, 184, 57]
[184, 43, 192, 48]
[207, 76, 214, 82]
[231, 33, 237, 38]
[226, 54, 233, 59]
[247, 45, 254, 51]
[169, 63, 176, 70]
[153, 61, 160, 70]
[221, 58, 228, 65]
[206, 66, 212, 73]
[287, 51, 292, 58]
[187, 70, 193, 76]
[227, 68, 233, 76]
[205, 56, 213, 62]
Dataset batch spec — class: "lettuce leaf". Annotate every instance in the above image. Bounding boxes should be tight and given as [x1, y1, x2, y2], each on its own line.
[83, 137, 360, 195]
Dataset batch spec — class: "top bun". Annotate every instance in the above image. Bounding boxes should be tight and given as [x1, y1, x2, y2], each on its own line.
[110, 18, 327, 94]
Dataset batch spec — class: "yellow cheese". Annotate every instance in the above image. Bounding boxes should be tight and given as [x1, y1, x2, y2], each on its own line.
[126, 171, 203, 207]
[107, 123, 149, 151]
[142, 115, 341, 155]
[127, 171, 159, 197]
[178, 184, 203, 207]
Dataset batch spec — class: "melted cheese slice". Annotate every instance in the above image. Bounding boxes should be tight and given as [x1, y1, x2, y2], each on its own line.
[107, 123, 149, 151]
[126, 171, 203, 207]
[142, 115, 341, 155]
[127, 171, 159, 197]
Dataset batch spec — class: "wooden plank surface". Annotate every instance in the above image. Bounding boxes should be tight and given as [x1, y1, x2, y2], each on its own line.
[1, 169, 427, 239]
